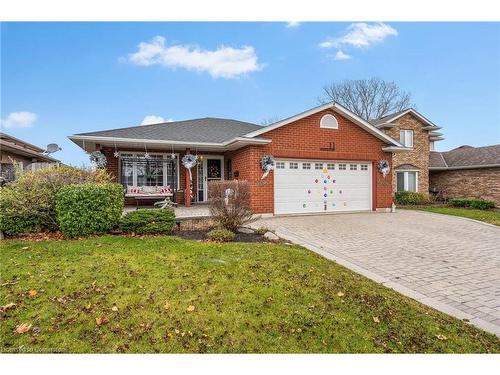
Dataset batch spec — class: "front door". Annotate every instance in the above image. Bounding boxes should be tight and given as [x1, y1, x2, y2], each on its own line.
[198, 156, 224, 202]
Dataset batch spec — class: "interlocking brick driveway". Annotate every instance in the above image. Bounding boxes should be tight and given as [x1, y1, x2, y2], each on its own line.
[252, 210, 500, 336]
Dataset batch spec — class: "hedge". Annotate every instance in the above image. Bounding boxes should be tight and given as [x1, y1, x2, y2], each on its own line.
[55, 183, 124, 237]
[120, 209, 176, 235]
[448, 198, 496, 210]
[394, 191, 430, 205]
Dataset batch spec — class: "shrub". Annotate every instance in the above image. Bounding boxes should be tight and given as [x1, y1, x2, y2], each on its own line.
[207, 228, 236, 242]
[394, 191, 429, 205]
[120, 209, 176, 235]
[208, 180, 254, 232]
[0, 165, 112, 235]
[448, 198, 495, 210]
[56, 183, 124, 237]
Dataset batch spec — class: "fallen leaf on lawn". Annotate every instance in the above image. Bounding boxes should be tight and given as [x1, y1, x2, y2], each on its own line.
[186, 305, 195, 312]
[14, 323, 32, 334]
[85, 303, 92, 310]
[337, 292, 345, 297]
[28, 289, 38, 297]
[436, 334, 448, 340]
[111, 306, 118, 312]
[21, 246, 29, 250]
[0, 303, 17, 312]
[163, 302, 170, 310]
[373, 316, 380, 323]
[95, 316, 109, 326]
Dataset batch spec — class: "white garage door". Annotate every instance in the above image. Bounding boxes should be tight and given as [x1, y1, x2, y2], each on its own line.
[274, 160, 372, 215]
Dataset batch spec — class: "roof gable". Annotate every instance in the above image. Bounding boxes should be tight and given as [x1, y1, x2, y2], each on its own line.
[370, 108, 441, 130]
[243, 102, 403, 147]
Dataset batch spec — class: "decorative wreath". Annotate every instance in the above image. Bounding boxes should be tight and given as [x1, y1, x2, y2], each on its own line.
[182, 153, 197, 183]
[89, 151, 107, 168]
[377, 159, 390, 177]
[260, 155, 275, 179]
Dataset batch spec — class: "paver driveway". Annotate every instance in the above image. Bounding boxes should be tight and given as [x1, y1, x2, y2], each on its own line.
[252, 210, 500, 336]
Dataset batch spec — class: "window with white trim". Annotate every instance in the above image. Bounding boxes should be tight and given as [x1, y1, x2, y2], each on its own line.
[361, 164, 368, 171]
[276, 162, 285, 169]
[120, 153, 178, 188]
[396, 171, 418, 192]
[327, 163, 335, 170]
[320, 114, 339, 129]
[315, 163, 323, 170]
[302, 162, 311, 169]
[350, 164, 357, 170]
[338, 164, 346, 170]
[289, 162, 298, 169]
[400, 130, 414, 147]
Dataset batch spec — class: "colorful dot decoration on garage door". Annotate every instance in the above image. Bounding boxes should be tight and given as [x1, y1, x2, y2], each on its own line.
[304, 170, 344, 210]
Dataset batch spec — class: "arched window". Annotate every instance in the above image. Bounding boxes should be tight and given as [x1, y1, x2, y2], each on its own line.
[320, 114, 339, 129]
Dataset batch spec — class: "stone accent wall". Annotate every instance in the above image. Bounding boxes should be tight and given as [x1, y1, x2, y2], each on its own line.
[430, 167, 500, 205]
[384, 113, 430, 194]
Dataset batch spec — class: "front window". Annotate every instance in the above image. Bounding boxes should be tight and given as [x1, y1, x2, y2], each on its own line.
[400, 130, 414, 147]
[396, 171, 418, 192]
[120, 153, 178, 189]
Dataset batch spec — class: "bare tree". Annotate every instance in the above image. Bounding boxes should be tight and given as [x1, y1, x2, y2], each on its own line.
[319, 78, 414, 120]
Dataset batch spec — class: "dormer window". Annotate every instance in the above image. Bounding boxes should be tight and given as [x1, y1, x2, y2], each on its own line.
[400, 130, 414, 147]
[320, 114, 339, 129]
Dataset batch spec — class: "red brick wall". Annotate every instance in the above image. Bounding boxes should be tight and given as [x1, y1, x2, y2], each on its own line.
[227, 109, 394, 213]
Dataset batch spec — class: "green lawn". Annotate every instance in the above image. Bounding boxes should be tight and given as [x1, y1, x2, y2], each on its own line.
[1, 236, 499, 353]
[414, 207, 500, 226]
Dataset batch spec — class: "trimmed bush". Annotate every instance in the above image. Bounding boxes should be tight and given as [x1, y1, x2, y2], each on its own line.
[56, 183, 124, 238]
[0, 165, 112, 235]
[394, 191, 429, 206]
[207, 228, 236, 242]
[448, 198, 495, 210]
[120, 209, 176, 235]
[208, 180, 254, 232]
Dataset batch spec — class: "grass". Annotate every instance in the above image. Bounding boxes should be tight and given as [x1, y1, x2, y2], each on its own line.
[1, 236, 499, 353]
[413, 207, 500, 226]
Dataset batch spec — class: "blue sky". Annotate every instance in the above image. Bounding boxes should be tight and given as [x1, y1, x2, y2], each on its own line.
[1, 22, 499, 166]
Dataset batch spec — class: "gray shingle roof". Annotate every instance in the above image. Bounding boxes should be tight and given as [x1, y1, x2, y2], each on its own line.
[430, 145, 500, 169]
[76, 118, 263, 144]
[369, 109, 410, 126]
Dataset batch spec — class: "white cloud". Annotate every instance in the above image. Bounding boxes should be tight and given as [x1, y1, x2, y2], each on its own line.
[320, 23, 398, 49]
[1, 111, 37, 129]
[126, 36, 263, 79]
[141, 115, 173, 125]
[286, 22, 301, 28]
[334, 50, 352, 60]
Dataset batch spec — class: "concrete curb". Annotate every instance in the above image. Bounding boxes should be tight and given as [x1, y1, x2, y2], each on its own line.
[274, 227, 500, 337]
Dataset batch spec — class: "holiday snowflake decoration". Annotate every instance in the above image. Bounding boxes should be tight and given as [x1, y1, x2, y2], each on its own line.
[260, 155, 275, 179]
[182, 153, 197, 181]
[89, 151, 107, 168]
[377, 160, 390, 177]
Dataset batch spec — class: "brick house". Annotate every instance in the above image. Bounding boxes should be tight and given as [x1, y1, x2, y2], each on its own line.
[369, 109, 443, 196]
[429, 145, 500, 205]
[69, 102, 410, 214]
[0, 132, 60, 183]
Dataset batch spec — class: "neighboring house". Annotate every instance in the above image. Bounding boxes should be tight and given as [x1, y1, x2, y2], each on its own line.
[369, 109, 443, 195]
[429, 145, 500, 205]
[69, 102, 410, 215]
[0, 132, 60, 182]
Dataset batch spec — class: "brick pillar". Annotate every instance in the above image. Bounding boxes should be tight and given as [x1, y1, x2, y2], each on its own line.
[184, 148, 191, 207]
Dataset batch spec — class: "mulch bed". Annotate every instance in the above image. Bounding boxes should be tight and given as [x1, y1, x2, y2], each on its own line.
[4, 229, 269, 243]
